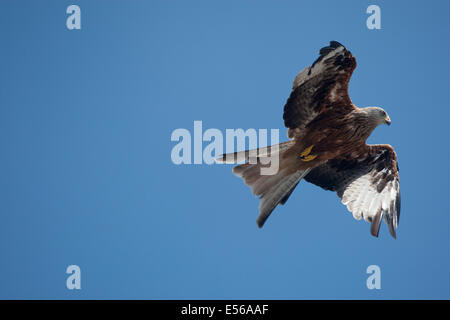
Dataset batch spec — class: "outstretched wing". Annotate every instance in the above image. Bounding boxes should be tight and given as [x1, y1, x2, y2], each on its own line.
[284, 41, 357, 138]
[304, 145, 400, 238]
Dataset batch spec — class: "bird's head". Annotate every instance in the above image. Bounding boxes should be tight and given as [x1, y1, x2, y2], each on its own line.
[364, 106, 391, 126]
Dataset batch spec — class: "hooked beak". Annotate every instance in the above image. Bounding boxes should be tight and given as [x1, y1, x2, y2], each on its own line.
[385, 115, 391, 126]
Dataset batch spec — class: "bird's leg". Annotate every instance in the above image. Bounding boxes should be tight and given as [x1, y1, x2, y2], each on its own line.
[300, 145, 318, 162]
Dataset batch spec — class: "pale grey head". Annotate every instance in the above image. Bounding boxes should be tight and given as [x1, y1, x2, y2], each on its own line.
[362, 106, 391, 127]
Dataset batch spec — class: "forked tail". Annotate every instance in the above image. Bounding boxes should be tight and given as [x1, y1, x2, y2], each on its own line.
[216, 141, 309, 227]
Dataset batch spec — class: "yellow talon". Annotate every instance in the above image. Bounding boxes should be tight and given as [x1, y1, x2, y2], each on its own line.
[300, 145, 317, 162]
[301, 154, 318, 162]
[300, 145, 314, 157]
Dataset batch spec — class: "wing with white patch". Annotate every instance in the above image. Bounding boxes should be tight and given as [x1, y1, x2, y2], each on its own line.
[304, 145, 401, 238]
[283, 41, 357, 138]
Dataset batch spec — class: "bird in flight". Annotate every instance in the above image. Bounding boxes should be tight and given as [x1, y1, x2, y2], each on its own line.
[216, 41, 400, 238]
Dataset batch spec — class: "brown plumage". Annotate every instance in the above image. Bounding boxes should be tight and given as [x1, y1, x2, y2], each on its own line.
[216, 41, 400, 238]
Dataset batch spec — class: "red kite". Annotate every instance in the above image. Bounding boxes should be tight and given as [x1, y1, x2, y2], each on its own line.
[217, 41, 400, 238]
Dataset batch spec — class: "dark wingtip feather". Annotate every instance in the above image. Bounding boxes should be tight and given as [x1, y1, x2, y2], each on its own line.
[370, 226, 380, 238]
[329, 40, 343, 48]
[315, 41, 345, 64]
[256, 218, 265, 229]
[382, 211, 397, 239]
[319, 46, 334, 55]
[370, 210, 382, 238]
[388, 224, 397, 239]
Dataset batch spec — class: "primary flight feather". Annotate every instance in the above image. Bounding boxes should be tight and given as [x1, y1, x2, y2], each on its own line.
[216, 41, 400, 238]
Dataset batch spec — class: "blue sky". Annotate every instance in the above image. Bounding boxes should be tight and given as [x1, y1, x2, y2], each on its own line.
[1, 0, 450, 299]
